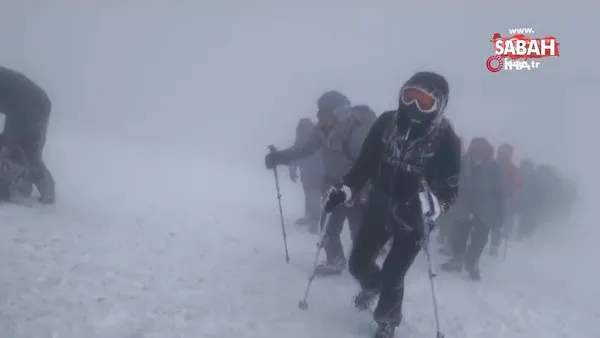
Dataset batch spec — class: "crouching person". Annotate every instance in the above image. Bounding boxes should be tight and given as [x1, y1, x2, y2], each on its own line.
[0, 66, 55, 204]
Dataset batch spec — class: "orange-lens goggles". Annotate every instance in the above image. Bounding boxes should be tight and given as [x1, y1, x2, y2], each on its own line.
[401, 87, 436, 112]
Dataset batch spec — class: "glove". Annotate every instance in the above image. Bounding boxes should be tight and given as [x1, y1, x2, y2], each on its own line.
[265, 151, 281, 170]
[323, 184, 352, 212]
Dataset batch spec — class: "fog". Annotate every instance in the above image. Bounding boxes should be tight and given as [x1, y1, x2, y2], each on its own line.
[0, 1, 598, 337]
[3, 1, 596, 228]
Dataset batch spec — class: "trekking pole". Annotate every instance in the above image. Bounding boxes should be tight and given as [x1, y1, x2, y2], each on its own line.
[298, 210, 330, 310]
[418, 179, 445, 338]
[503, 229, 509, 262]
[502, 213, 513, 262]
[268, 145, 290, 264]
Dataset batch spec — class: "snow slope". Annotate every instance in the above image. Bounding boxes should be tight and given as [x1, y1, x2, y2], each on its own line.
[0, 132, 598, 338]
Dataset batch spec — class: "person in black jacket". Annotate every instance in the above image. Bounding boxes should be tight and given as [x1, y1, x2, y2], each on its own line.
[321, 71, 461, 338]
[0, 66, 55, 204]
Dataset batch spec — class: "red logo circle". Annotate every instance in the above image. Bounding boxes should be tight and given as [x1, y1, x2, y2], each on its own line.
[486, 55, 503, 73]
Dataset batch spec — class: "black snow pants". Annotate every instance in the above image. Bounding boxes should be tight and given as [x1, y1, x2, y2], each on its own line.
[349, 194, 423, 327]
[450, 217, 490, 268]
[321, 201, 363, 265]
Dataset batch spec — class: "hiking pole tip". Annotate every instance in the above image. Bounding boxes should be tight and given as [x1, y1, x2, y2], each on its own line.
[298, 300, 308, 310]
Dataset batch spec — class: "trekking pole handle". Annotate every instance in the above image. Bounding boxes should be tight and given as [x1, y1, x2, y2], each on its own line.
[418, 178, 436, 225]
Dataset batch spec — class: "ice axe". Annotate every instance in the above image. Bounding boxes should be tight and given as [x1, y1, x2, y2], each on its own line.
[268, 145, 290, 264]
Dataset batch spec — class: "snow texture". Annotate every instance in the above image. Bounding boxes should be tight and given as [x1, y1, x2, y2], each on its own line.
[0, 134, 598, 338]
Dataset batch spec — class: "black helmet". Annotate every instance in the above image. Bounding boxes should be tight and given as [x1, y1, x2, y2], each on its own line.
[398, 71, 449, 128]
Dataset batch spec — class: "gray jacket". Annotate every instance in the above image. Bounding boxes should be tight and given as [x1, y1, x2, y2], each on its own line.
[289, 119, 324, 185]
[287, 106, 374, 184]
[449, 154, 507, 227]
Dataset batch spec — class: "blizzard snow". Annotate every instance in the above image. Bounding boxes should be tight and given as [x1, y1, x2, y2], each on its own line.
[1, 2, 599, 338]
[0, 134, 292, 338]
[0, 133, 599, 338]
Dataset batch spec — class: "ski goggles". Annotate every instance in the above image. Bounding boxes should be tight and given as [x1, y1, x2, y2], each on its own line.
[401, 86, 438, 113]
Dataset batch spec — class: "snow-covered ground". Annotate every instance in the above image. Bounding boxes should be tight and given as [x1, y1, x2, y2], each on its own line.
[0, 132, 598, 338]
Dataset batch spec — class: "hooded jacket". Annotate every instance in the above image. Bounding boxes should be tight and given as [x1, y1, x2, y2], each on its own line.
[341, 72, 460, 222]
[450, 138, 507, 227]
[0, 66, 50, 122]
[341, 110, 461, 214]
[497, 144, 521, 197]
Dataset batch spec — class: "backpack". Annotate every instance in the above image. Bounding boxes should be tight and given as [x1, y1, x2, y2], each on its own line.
[342, 105, 378, 162]
[340, 106, 378, 205]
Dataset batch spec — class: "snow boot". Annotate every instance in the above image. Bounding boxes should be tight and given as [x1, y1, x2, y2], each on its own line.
[373, 323, 396, 338]
[314, 258, 345, 277]
[441, 257, 463, 272]
[354, 289, 379, 311]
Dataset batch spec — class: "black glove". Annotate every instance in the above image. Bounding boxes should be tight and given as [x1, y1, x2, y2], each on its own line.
[323, 184, 351, 212]
[264, 144, 284, 170]
[264, 151, 281, 169]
